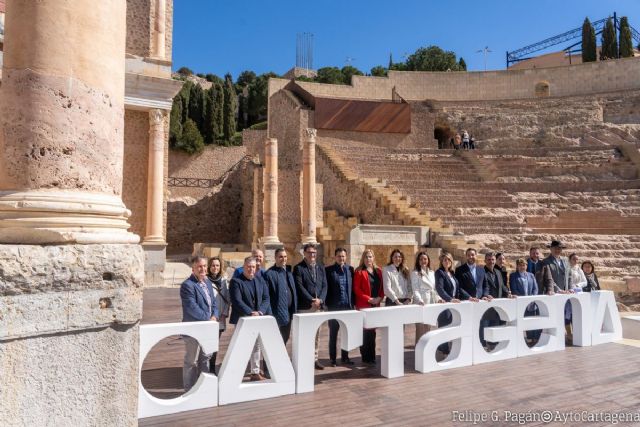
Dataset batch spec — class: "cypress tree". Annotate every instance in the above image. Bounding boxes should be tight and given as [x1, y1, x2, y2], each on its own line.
[223, 73, 237, 142]
[581, 17, 597, 62]
[203, 87, 216, 145]
[600, 18, 618, 60]
[388, 53, 393, 70]
[619, 16, 634, 58]
[188, 83, 204, 131]
[169, 92, 183, 148]
[214, 82, 224, 141]
[458, 57, 467, 71]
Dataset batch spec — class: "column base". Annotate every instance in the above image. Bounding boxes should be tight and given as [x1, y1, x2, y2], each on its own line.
[0, 190, 139, 244]
[142, 241, 167, 288]
[0, 243, 142, 425]
[259, 238, 284, 267]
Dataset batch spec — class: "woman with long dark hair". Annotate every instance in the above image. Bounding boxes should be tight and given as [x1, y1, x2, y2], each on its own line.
[411, 251, 439, 343]
[382, 249, 411, 306]
[207, 256, 230, 373]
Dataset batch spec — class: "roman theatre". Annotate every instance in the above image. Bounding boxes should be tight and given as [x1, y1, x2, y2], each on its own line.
[1, 0, 640, 425]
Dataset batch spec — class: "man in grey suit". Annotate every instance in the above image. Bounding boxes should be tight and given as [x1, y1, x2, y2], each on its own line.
[537, 240, 570, 293]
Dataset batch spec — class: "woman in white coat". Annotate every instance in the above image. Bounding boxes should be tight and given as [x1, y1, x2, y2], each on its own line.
[382, 249, 412, 306]
[411, 251, 440, 343]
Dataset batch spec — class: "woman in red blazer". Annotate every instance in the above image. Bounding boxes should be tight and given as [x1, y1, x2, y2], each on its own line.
[353, 249, 383, 364]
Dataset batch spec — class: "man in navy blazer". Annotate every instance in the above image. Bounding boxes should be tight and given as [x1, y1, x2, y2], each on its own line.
[324, 247, 355, 366]
[180, 256, 219, 391]
[293, 243, 328, 369]
[230, 256, 271, 381]
[455, 248, 486, 299]
[264, 248, 297, 344]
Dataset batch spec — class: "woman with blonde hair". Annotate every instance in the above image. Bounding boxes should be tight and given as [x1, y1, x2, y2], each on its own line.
[383, 249, 412, 306]
[353, 249, 383, 365]
[411, 251, 440, 343]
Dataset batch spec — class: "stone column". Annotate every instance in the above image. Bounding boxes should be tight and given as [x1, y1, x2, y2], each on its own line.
[153, 0, 166, 59]
[144, 109, 167, 245]
[0, 1, 142, 425]
[301, 128, 317, 244]
[260, 137, 282, 266]
[262, 138, 280, 243]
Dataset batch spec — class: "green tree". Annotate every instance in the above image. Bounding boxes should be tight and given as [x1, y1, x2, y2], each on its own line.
[236, 70, 257, 88]
[581, 17, 597, 62]
[176, 66, 193, 76]
[205, 73, 223, 85]
[406, 45, 464, 71]
[203, 86, 220, 145]
[169, 91, 183, 147]
[341, 65, 364, 84]
[388, 53, 393, 70]
[213, 82, 224, 140]
[188, 83, 206, 133]
[223, 73, 238, 142]
[175, 119, 204, 154]
[600, 17, 618, 60]
[316, 67, 345, 84]
[619, 16, 634, 58]
[247, 72, 278, 126]
[370, 65, 387, 77]
[458, 57, 467, 71]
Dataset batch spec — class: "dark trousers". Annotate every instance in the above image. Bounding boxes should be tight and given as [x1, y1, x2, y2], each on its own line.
[209, 329, 224, 373]
[328, 319, 349, 362]
[360, 328, 377, 362]
[279, 322, 292, 345]
[525, 303, 541, 340]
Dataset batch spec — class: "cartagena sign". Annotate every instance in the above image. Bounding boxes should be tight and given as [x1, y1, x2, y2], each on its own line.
[138, 291, 623, 418]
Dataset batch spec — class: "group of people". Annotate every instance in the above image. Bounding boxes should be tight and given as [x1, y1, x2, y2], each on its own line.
[179, 239, 601, 390]
[450, 130, 475, 150]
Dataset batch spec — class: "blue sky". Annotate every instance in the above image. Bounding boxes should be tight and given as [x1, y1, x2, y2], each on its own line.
[172, 0, 640, 78]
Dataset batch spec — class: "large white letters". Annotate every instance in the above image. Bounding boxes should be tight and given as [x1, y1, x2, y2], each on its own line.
[415, 302, 473, 373]
[362, 305, 423, 378]
[218, 316, 295, 404]
[292, 310, 363, 392]
[137, 291, 624, 418]
[138, 321, 219, 418]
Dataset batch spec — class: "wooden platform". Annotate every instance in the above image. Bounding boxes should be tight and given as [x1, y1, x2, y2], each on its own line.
[140, 288, 640, 426]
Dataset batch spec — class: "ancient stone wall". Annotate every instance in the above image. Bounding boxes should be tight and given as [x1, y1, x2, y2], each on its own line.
[166, 160, 252, 254]
[123, 110, 150, 239]
[126, 0, 151, 57]
[148, 0, 173, 60]
[431, 91, 640, 149]
[271, 57, 640, 102]
[168, 145, 247, 199]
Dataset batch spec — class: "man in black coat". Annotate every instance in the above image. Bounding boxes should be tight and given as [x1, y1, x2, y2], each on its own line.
[293, 243, 328, 369]
[480, 252, 512, 348]
[264, 248, 297, 344]
[455, 248, 486, 299]
[229, 256, 271, 381]
[324, 247, 355, 366]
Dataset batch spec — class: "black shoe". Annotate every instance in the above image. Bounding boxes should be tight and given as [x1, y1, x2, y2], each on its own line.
[341, 358, 355, 365]
[314, 361, 325, 370]
[330, 359, 337, 367]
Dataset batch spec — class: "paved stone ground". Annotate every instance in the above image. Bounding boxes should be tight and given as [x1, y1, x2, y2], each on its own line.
[140, 288, 640, 427]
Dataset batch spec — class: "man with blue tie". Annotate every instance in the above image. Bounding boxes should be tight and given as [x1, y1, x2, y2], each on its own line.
[230, 256, 272, 381]
[325, 247, 355, 367]
[180, 256, 219, 391]
[455, 248, 486, 299]
[264, 248, 297, 344]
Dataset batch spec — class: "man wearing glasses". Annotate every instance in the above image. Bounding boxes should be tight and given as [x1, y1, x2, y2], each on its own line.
[293, 243, 328, 370]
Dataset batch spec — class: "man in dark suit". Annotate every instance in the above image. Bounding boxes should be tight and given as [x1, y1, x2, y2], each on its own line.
[230, 256, 271, 381]
[325, 247, 355, 367]
[293, 243, 328, 370]
[537, 240, 570, 293]
[180, 256, 219, 391]
[455, 248, 486, 299]
[264, 248, 297, 344]
[479, 252, 512, 348]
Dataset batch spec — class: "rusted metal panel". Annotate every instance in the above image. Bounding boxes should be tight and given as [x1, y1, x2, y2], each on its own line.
[315, 97, 411, 133]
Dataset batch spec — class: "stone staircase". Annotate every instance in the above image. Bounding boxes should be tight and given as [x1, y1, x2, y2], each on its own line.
[317, 141, 470, 259]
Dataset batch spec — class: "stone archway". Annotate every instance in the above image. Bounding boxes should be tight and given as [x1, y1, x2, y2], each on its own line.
[535, 81, 550, 98]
